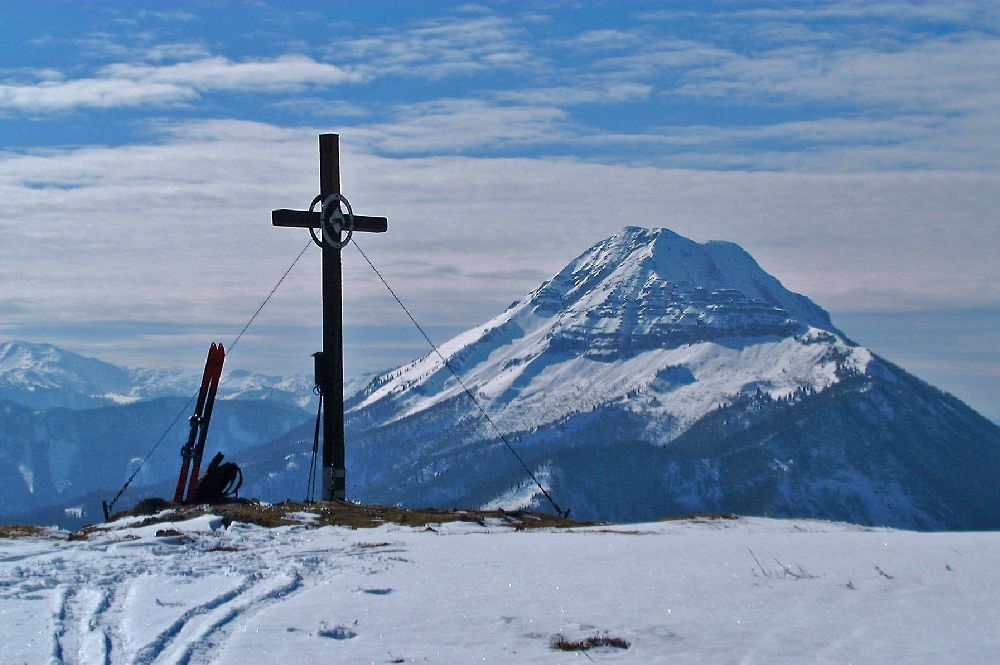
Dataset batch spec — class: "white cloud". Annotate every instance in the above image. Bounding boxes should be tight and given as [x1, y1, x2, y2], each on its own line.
[637, 2, 979, 24]
[0, 78, 197, 112]
[0, 55, 364, 114]
[8, 4, 996, 177]
[592, 38, 734, 79]
[575, 114, 1000, 171]
[267, 98, 369, 118]
[499, 83, 653, 105]
[676, 35, 1000, 114]
[728, 1, 979, 23]
[101, 55, 365, 91]
[353, 100, 572, 154]
[456, 4, 492, 14]
[337, 14, 535, 80]
[556, 29, 644, 51]
[570, 24, 1000, 172]
[140, 42, 213, 62]
[135, 9, 198, 22]
[584, 116, 939, 149]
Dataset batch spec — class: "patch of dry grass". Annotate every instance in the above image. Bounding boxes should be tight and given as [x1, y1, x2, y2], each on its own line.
[551, 633, 631, 651]
[657, 512, 738, 522]
[66, 499, 590, 539]
[0, 524, 49, 539]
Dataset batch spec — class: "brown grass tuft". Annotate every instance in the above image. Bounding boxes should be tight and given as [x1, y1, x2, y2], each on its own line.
[0, 524, 48, 539]
[551, 633, 631, 651]
[657, 512, 738, 522]
[62, 497, 592, 540]
[91, 498, 589, 532]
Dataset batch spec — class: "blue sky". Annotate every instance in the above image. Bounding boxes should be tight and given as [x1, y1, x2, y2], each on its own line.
[1, 1, 997, 420]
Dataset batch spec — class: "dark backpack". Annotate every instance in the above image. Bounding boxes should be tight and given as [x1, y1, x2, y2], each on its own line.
[192, 452, 243, 503]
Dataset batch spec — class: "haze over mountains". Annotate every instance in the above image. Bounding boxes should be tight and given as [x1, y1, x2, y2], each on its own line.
[3, 228, 998, 531]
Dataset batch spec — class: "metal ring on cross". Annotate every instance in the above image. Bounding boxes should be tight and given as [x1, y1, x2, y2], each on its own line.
[306, 194, 355, 249]
[307, 195, 323, 247]
[322, 194, 355, 248]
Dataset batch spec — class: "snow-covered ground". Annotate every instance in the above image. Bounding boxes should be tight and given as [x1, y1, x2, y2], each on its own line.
[2, 515, 997, 664]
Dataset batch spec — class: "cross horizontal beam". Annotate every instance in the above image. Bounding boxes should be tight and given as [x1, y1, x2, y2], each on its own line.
[272, 209, 388, 233]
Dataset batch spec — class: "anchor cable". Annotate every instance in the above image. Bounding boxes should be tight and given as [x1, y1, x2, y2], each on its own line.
[103, 238, 314, 518]
[228, 238, 313, 355]
[102, 394, 195, 520]
[352, 239, 568, 518]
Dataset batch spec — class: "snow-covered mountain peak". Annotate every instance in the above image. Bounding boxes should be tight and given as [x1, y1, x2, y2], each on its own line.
[352, 228, 869, 437]
[519, 226, 839, 342]
[0, 340, 129, 395]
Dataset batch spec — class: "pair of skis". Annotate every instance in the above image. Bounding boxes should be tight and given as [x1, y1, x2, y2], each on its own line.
[173, 343, 226, 503]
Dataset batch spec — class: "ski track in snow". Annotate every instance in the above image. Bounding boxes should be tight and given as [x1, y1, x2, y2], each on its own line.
[130, 575, 260, 665]
[51, 581, 115, 665]
[173, 573, 302, 665]
[2, 515, 999, 664]
[0, 515, 367, 665]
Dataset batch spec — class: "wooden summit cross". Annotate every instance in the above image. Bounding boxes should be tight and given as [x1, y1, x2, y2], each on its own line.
[271, 134, 387, 501]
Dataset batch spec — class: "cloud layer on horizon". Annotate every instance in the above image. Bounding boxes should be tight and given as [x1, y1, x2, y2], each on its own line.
[2, 123, 996, 327]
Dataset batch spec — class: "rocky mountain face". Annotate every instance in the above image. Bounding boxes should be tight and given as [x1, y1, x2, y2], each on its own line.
[239, 226, 998, 530]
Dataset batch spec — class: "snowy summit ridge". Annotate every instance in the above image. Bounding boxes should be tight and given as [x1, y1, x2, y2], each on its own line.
[352, 226, 867, 434]
[523, 225, 841, 346]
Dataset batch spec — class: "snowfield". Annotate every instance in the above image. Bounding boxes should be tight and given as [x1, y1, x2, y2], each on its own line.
[2, 515, 998, 664]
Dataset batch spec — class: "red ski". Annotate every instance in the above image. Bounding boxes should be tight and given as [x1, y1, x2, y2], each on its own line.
[173, 343, 226, 503]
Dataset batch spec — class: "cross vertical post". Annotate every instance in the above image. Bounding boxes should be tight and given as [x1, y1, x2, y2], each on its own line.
[319, 134, 345, 501]
[271, 134, 388, 502]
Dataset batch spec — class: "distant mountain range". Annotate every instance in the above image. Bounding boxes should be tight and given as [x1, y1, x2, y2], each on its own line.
[0, 340, 315, 410]
[4, 228, 999, 531]
[0, 341, 317, 526]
